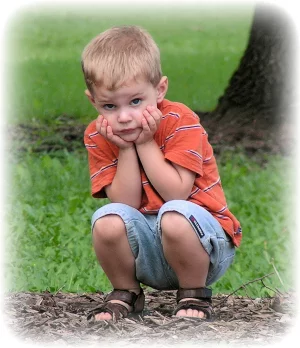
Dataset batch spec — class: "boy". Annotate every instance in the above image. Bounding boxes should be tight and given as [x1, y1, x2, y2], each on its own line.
[82, 25, 242, 322]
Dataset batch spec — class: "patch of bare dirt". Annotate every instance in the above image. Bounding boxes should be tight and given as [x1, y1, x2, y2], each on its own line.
[6, 112, 296, 157]
[4, 289, 296, 347]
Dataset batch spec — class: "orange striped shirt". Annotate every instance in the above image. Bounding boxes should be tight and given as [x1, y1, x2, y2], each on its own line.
[84, 99, 242, 247]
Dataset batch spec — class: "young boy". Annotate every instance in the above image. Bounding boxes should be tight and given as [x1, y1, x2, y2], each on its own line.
[82, 25, 242, 322]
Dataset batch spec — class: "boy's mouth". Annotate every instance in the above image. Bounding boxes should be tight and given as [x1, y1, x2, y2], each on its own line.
[119, 128, 136, 134]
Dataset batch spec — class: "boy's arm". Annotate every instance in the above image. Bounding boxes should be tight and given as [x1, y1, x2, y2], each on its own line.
[136, 140, 195, 201]
[94, 115, 142, 208]
[105, 146, 142, 209]
[134, 105, 200, 202]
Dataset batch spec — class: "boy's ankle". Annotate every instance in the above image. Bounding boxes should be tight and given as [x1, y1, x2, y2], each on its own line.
[128, 288, 142, 295]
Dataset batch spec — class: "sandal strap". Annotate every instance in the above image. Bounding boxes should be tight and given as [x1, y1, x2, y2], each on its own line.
[106, 289, 138, 305]
[87, 301, 129, 321]
[87, 288, 145, 322]
[176, 287, 212, 302]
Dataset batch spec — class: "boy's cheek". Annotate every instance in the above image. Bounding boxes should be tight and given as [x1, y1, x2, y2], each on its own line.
[102, 115, 111, 125]
[137, 113, 146, 125]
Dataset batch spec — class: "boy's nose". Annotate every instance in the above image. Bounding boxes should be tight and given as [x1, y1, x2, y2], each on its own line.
[118, 110, 132, 123]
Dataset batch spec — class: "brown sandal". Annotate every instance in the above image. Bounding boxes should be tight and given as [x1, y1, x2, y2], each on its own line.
[174, 287, 213, 319]
[87, 289, 145, 322]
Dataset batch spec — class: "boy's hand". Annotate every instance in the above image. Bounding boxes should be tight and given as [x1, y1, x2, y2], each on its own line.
[134, 105, 162, 146]
[96, 115, 133, 149]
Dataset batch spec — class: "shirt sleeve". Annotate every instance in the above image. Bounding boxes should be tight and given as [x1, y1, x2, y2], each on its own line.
[163, 111, 204, 177]
[84, 128, 118, 198]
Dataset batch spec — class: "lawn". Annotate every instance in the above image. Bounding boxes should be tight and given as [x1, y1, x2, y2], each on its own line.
[5, 151, 294, 296]
[6, 4, 253, 125]
[4, 3, 294, 297]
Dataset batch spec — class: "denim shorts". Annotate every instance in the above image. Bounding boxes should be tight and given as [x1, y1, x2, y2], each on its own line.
[91, 200, 235, 290]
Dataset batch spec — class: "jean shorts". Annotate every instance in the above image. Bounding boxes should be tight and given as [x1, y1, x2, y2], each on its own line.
[91, 200, 235, 290]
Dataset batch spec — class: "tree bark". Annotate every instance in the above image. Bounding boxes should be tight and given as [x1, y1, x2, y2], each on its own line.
[200, 2, 296, 153]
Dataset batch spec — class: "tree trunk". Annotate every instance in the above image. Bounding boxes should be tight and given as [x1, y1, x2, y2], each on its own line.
[200, 3, 296, 153]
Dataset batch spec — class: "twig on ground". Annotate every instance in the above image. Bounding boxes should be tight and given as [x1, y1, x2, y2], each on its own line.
[241, 285, 256, 305]
[214, 272, 275, 307]
[275, 288, 285, 296]
[261, 280, 282, 297]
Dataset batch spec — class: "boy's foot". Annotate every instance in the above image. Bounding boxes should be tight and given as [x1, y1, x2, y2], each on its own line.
[175, 298, 208, 318]
[87, 289, 145, 322]
[94, 299, 131, 321]
[174, 288, 213, 319]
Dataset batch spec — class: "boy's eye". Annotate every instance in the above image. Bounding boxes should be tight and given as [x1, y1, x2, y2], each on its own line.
[131, 98, 141, 106]
[103, 104, 115, 110]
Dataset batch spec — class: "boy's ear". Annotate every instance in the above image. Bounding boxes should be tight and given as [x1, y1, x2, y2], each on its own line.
[85, 89, 96, 106]
[156, 76, 168, 103]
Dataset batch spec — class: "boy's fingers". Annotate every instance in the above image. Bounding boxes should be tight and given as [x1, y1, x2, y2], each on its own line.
[152, 108, 162, 122]
[106, 125, 113, 137]
[96, 115, 104, 125]
[145, 106, 161, 124]
[142, 116, 151, 131]
[101, 119, 107, 129]
[106, 126, 127, 146]
[96, 116, 131, 148]
[96, 116, 102, 131]
[96, 116, 106, 133]
[143, 110, 156, 129]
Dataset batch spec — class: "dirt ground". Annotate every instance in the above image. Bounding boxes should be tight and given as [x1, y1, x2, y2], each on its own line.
[7, 110, 297, 157]
[4, 288, 296, 347]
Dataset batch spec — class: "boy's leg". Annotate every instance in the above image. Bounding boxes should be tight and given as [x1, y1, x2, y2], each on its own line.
[161, 211, 210, 318]
[90, 202, 173, 321]
[92, 202, 151, 321]
[158, 200, 235, 318]
[93, 214, 140, 290]
[161, 211, 210, 289]
[92, 214, 140, 320]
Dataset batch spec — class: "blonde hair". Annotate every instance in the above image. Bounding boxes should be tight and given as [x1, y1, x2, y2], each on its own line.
[81, 25, 162, 93]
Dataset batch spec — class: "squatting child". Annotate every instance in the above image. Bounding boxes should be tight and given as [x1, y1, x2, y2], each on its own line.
[82, 25, 242, 322]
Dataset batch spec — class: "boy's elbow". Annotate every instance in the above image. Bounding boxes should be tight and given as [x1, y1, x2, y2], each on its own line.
[110, 198, 141, 210]
[106, 187, 142, 209]
[128, 200, 142, 210]
[162, 176, 194, 202]
[163, 188, 191, 202]
[128, 195, 142, 209]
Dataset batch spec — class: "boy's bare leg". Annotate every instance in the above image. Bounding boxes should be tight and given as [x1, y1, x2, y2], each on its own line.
[161, 211, 210, 318]
[92, 215, 140, 321]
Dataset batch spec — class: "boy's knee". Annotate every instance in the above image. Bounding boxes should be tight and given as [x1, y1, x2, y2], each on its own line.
[93, 214, 126, 244]
[161, 211, 190, 240]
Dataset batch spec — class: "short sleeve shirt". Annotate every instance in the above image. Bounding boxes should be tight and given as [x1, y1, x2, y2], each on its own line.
[84, 99, 242, 246]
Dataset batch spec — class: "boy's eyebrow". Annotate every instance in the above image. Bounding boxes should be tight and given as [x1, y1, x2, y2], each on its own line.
[96, 91, 145, 104]
[98, 99, 113, 103]
[130, 92, 145, 98]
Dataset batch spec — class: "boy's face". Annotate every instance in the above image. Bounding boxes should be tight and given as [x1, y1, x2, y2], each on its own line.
[85, 77, 168, 142]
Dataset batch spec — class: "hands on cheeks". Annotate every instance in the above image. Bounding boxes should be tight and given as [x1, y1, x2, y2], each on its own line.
[96, 105, 162, 148]
[134, 105, 162, 146]
[96, 115, 133, 149]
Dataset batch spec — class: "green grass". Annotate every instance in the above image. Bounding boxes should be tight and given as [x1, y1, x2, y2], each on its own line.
[6, 4, 253, 125]
[5, 151, 110, 293]
[5, 151, 294, 296]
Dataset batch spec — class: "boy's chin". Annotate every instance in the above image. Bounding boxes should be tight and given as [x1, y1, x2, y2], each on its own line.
[119, 130, 142, 142]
